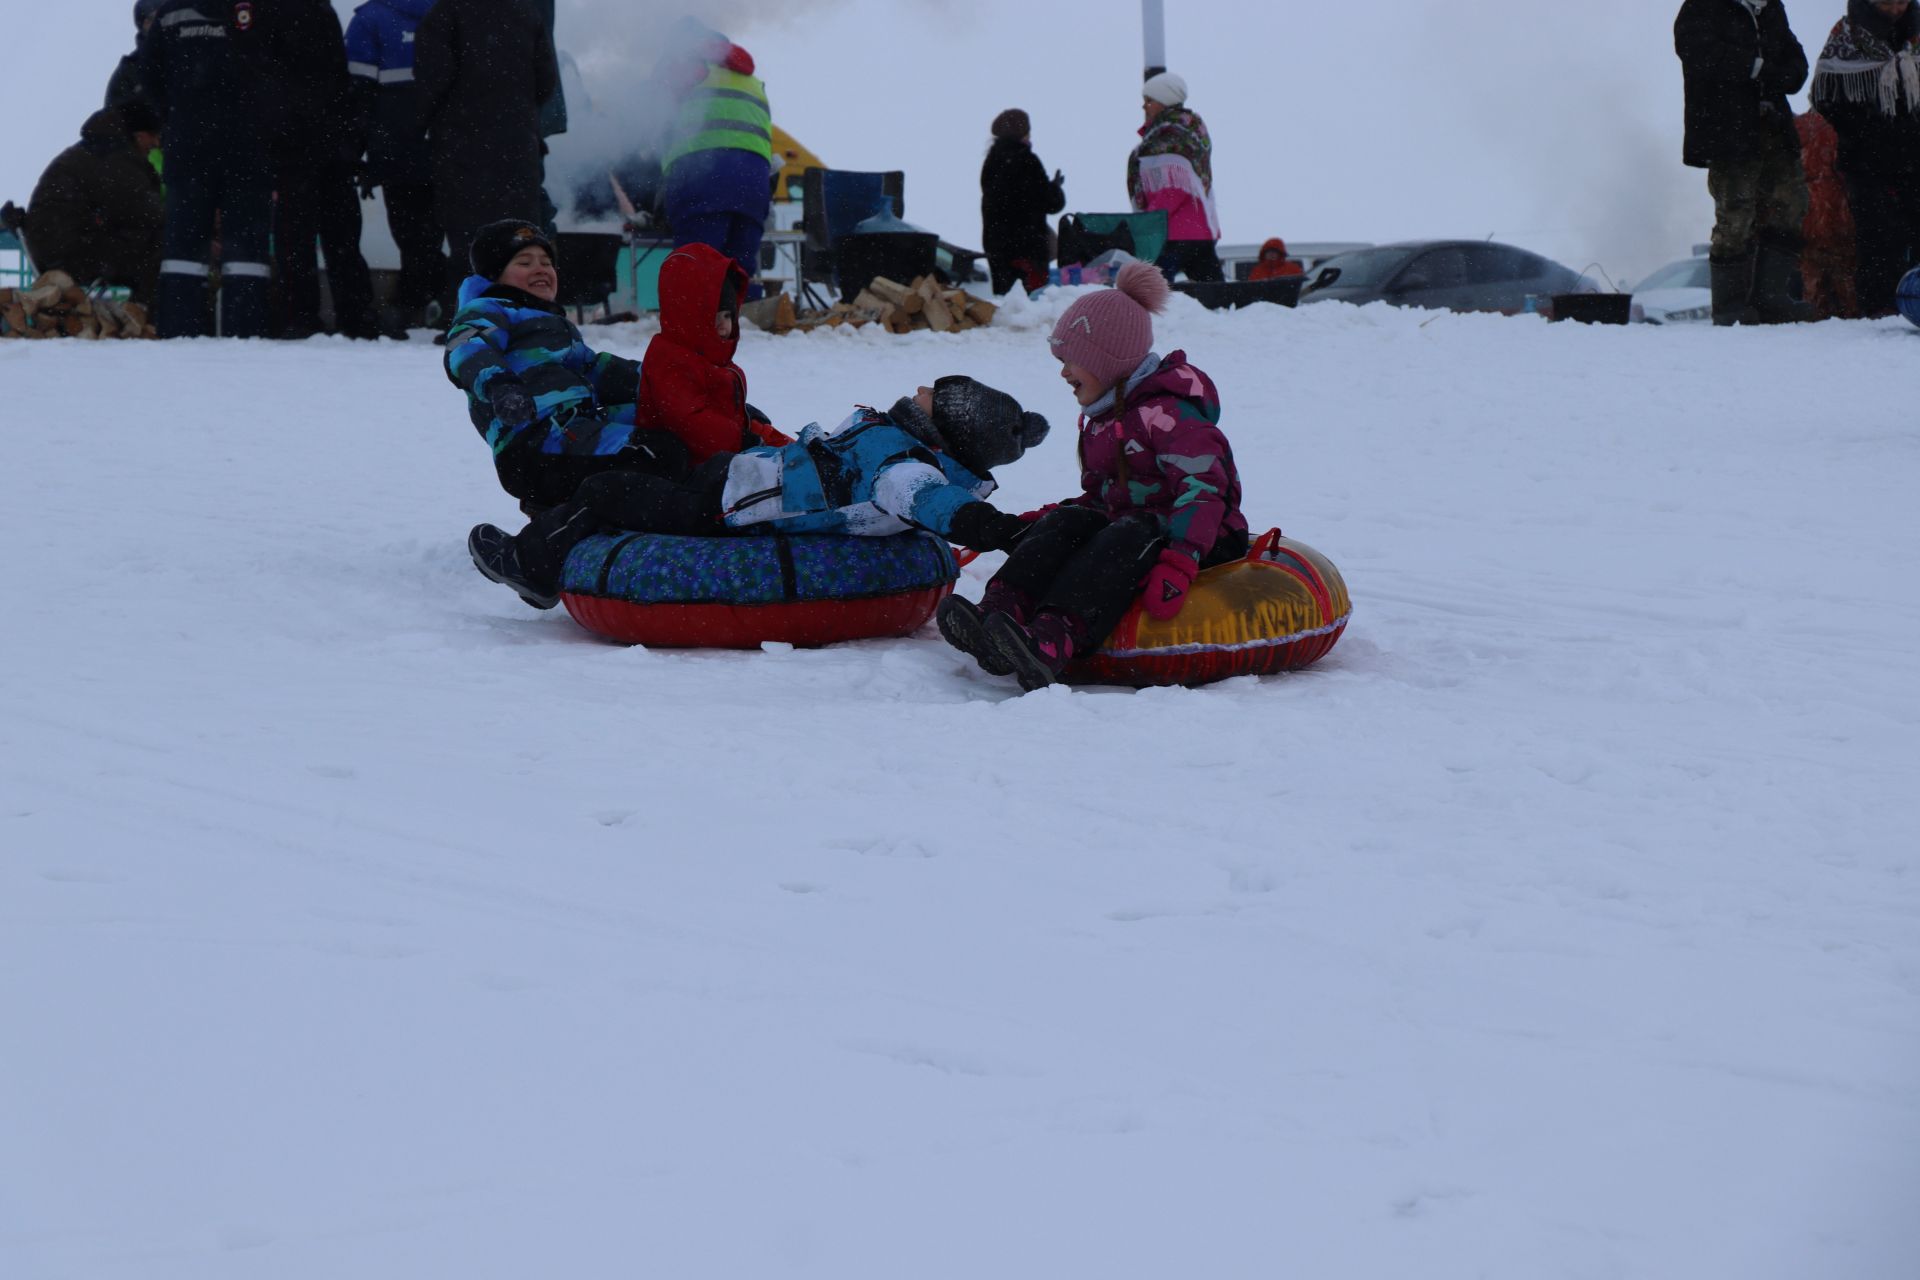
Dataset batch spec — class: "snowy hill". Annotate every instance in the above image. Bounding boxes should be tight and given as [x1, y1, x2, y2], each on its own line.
[4, 295, 1917, 1278]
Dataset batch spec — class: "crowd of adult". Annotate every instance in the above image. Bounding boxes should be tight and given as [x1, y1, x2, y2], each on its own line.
[8, 2, 775, 340]
[1677, 0, 1920, 323]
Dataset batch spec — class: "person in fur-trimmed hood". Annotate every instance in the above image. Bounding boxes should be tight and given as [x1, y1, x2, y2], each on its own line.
[1674, 0, 1812, 324]
[936, 260, 1248, 692]
[1811, 0, 1920, 315]
[636, 241, 791, 465]
[1127, 72, 1224, 284]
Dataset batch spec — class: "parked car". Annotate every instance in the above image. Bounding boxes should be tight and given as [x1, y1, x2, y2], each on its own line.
[1628, 256, 1713, 325]
[1297, 240, 1595, 314]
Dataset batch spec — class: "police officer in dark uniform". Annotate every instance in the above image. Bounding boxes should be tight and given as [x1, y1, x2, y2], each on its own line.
[346, 0, 445, 331]
[139, 0, 274, 337]
[266, 0, 376, 338]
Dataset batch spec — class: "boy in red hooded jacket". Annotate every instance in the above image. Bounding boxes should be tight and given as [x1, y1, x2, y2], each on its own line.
[636, 241, 791, 464]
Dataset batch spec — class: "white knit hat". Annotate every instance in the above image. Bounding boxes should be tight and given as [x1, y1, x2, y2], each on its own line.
[1142, 72, 1188, 107]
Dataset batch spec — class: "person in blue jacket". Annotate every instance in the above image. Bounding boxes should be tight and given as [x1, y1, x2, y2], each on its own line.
[445, 220, 689, 515]
[468, 377, 1048, 610]
[345, 0, 446, 329]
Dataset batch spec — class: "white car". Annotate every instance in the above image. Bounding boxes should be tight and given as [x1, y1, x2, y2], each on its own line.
[1630, 257, 1713, 324]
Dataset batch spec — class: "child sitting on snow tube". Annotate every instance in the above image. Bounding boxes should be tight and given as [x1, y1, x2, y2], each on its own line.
[444, 220, 698, 513]
[467, 377, 1050, 610]
[936, 260, 1250, 691]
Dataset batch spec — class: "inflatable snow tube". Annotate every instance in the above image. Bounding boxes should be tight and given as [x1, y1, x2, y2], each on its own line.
[1067, 530, 1351, 688]
[558, 530, 957, 648]
[1898, 266, 1920, 329]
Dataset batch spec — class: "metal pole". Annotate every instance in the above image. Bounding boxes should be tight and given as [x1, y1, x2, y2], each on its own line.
[1142, 0, 1166, 80]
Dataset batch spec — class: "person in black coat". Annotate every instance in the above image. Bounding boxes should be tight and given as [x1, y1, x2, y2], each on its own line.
[1811, 0, 1920, 316]
[979, 108, 1066, 296]
[22, 105, 166, 304]
[264, 0, 377, 338]
[105, 0, 165, 114]
[1675, 0, 1812, 324]
[138, 0, 275, 337]
[414, 0, 557, 321]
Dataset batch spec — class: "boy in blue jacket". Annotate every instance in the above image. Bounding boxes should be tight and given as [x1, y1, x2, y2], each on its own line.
[469, 377, 1048, 609]
[445, 219, 689, 513]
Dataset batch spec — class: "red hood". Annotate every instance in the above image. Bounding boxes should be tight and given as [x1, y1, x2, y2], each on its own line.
[1260, 237, 1288, 257]
[656, 242, 746, 363]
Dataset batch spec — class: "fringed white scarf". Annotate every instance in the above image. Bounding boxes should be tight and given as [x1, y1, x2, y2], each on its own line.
[1814, 16, 1920, 117]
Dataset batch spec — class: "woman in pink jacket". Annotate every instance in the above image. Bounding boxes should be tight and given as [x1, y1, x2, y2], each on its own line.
[1127, 72, 1224, 283]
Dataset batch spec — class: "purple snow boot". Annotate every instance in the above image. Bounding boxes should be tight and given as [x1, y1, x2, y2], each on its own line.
[982, 609, 1085, 692]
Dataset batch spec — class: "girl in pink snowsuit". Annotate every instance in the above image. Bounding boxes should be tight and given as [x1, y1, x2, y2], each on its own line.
[936, 261, 1249, 690]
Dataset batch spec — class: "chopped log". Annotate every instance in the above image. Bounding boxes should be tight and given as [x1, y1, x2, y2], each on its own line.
[866, 277, 912, 307]
[964, 299, 997, 327]
[899, 289, 924, 315]
[851, 288, 887, 312]
[921, 293, 956, 332]
[740, 291, 797, 335]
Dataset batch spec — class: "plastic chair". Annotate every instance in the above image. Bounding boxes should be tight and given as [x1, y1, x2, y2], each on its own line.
[1057, 211, 1169, 272]
[0, 211, 34, 290]
[798, 167, 903, 308]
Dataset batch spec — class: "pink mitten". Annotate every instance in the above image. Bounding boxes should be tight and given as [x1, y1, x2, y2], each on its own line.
[1141, 549, 1197, 621]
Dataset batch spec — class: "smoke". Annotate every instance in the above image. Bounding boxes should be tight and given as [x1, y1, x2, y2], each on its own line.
[545, 0, 875, 224]
[1393, 1, 1718, 286]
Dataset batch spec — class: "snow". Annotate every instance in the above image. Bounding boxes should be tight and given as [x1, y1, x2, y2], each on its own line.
[4, 294, 1918, 1279]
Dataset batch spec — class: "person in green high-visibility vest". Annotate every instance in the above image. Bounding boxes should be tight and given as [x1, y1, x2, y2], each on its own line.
[656, 18, 773, 298]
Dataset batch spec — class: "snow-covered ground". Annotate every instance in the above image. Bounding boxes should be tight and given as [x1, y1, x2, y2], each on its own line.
[4, 293, 1917, 1279]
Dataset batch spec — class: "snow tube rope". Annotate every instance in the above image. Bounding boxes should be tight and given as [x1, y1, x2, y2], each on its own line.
[559, 529, 958, 648]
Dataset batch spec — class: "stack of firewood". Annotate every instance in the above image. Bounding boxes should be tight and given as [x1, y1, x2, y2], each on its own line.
[0, 271, 156, 340]
[788, 275, 997, 335]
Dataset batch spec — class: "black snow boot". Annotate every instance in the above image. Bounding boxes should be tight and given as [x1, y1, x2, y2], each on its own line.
[1750, 234, 1811, 325]
[936, 595, 1013, 675]
[1709, 254, 1759, 326]
[468, 523, 562, 610]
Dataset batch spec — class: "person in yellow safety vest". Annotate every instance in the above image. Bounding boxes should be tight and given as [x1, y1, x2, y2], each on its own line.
[656, 18, 773, 299]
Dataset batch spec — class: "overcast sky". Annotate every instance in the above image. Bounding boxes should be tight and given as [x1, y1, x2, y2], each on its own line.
[7, 0, 1839, 282]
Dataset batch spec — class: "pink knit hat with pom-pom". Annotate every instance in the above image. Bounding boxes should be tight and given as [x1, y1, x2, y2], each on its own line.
[1048, 261, 1171, 387]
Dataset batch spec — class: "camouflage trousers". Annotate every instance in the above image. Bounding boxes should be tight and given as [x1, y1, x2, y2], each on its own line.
[1707, 139, 1811, 260]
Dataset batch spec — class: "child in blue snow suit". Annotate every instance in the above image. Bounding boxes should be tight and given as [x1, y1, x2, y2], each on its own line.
[445, 219, 690, 513]
[468, 377, 1049, 609]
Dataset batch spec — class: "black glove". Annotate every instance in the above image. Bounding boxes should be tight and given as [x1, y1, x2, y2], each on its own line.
[489, 383, 535, 430]
[946, 502, 1031, 552]
[745, 401, 772, 427]
[1051, 169, 1064, 187]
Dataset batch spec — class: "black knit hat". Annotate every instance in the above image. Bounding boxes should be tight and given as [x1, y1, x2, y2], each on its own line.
[991, 108, 1031, 141]
[914, 376, 1048, 474]
[116, 100, 162, 136]
[470, 219, 557, 281]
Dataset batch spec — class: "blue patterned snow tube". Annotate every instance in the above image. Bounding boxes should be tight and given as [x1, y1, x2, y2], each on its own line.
[557, 530, 959, 648]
